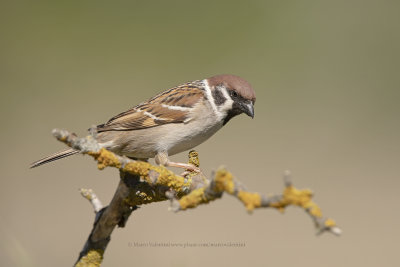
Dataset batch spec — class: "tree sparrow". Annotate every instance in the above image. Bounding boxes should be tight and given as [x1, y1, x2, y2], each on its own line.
[31, 74, 256, 171]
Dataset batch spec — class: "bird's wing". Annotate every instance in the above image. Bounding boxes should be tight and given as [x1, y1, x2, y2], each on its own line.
[96, 82, 204, 132]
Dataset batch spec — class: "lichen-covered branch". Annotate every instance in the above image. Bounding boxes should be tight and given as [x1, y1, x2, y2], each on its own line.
[51, 128, 341, 266]
[75, 173, 139, 267]
[53, 129, 198, 203]
[172, 168, 341, 235]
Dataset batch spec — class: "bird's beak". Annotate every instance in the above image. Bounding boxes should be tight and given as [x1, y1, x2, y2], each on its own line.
[243, 102, 255, 118]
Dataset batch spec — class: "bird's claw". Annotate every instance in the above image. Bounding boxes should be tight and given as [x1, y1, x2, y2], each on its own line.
[181, 164, 201, 177]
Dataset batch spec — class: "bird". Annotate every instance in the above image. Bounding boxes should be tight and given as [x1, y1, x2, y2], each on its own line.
[30, 74, 256, 171]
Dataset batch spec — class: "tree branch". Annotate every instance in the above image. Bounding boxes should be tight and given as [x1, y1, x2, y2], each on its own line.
[75, 173, 140, 267]
[51, 128, 341, 266]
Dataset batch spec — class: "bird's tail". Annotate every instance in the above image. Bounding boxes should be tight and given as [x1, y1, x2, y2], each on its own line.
[30, 148, 80, 168]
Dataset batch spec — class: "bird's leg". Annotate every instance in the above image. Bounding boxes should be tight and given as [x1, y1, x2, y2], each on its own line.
[155, 151, 201, 174]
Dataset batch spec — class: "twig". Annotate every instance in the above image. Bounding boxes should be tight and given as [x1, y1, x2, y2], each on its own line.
[80, 189, 103, 213]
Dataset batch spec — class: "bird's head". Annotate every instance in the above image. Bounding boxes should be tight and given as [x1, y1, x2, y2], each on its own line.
[207, 74, 256, 125]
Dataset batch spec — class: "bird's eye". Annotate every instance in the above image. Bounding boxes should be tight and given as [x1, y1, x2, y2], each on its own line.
[231, 91, 238, 98]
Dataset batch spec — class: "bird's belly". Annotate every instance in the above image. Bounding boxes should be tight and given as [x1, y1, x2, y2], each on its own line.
[166, 122, 223, 156]
[97, 109, 224, 158]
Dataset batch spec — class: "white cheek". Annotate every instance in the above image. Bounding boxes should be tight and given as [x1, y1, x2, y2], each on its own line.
[218, 87, 234, 115]
[203, 79, 218, 114]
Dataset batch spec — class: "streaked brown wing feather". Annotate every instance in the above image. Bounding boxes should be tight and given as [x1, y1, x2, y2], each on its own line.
[97, 82, 204, 132]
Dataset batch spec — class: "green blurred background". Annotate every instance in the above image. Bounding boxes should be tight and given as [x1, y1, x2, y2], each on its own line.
[1, 0, 399, 266]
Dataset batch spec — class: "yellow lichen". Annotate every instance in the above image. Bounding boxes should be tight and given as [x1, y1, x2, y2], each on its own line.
[237, 191, 261, 211]
[157, 171, 186, 190]
[214, 168, 235, 194]
[182, 150, 202, 180]
[269, 185, 323, 218]
[308, 205, 322, 218]
[179, 188, 208, 210]
[89, 148, 121, 170]
[75, 249, 103, 267]
[188, 150, 200, 167]
[138, 192, 151, 200]
[283, 186, 313, 206]
[87, 148, 192, 196]
[123, 162, 188, 192]
[122, 161, 151, 177]
[324, 218, 336, 227]
[124, 184, 168, 206]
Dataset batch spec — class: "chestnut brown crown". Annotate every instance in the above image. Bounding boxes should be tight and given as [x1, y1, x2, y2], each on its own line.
[207, 74, 256, 103]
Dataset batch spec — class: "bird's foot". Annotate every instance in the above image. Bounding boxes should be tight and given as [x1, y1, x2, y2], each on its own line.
[180, 166, 202, 177]
[166, 161, 202, 176]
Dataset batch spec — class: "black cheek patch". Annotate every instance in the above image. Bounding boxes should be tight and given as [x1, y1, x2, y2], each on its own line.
[223, 102, 242, 125]
[212, 88, 226, 106]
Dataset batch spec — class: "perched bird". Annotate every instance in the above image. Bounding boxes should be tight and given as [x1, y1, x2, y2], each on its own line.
[31, 74, 256, 171]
